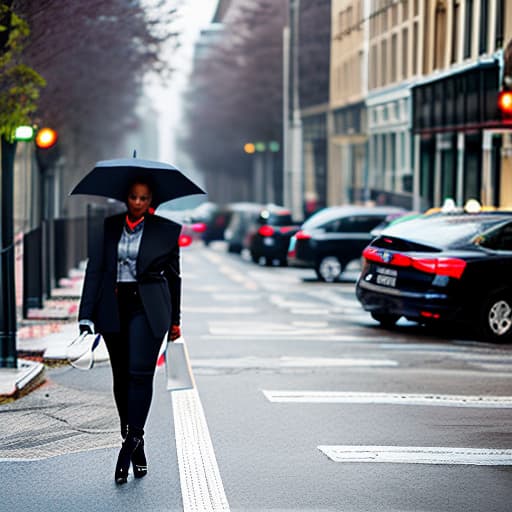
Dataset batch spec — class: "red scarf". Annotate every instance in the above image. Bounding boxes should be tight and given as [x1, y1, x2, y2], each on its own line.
[125, 214, 144, 231]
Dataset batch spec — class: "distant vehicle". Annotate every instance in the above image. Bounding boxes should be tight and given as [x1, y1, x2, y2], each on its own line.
[356, 212, 512, 343]
[224, 202, 264, 253]
[288, 205, 405, 282]
[245, 205, 300, 266]
[194, 204, 233, 246]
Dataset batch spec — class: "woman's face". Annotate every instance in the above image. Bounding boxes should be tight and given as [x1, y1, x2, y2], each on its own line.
[127, 183, 152, 219]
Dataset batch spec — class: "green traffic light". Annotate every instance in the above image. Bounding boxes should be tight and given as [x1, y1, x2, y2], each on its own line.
[15, 126, 34, 141]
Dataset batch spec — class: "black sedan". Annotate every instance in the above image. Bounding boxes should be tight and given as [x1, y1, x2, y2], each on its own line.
[355, 212, 512, 343]
[246, 206, 300, 266]
[288, 205, 405, 282]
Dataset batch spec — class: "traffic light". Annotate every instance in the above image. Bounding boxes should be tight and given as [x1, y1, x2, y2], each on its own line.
[498, 91, 512, 118]
[35, 127, 58, 149]
[35, 127, 59, 171]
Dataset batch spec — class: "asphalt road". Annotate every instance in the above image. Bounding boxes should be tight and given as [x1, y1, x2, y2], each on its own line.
[1, 242, 512, 511]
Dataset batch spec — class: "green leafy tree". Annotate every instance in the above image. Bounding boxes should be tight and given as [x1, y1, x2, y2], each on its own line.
[0, 3, 45, 141]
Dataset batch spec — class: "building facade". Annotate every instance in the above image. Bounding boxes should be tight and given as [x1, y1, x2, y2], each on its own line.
[412, 0, 510, 210]
[328, 0, 368, 206]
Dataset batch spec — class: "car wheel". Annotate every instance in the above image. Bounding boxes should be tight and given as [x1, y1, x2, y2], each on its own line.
[278, 258, 288, 267]
[315, 256, 343, 282]
[371, 312, 401, 328]
[479, 291, 512, 343]
[251, 252, 259, 263]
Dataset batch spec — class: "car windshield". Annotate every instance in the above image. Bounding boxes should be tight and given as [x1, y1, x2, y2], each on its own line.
[380, 214, 512, 247]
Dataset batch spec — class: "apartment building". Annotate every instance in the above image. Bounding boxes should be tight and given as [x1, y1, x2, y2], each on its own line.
[412, 0, 510, 209]
[328, 0, 368, 205]
[365, 0, 421, 209]
[299, 0, 331, 214]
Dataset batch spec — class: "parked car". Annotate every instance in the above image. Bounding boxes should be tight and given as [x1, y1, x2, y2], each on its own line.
[198, 204, 233, 246]
[355, 212, 512, 343]
[224, 202, 264, 253]
[288, 205, 405, 282]
[244, 205, 300, 266]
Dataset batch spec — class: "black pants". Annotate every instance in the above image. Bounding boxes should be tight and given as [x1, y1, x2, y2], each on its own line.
[103, 283, 163, 432]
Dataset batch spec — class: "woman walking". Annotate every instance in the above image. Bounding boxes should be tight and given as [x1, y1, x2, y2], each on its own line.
[78, 178, 182, 484]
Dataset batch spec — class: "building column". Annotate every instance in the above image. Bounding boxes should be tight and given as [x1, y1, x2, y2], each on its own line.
[413, 134, 421, 211]
[456, 132, 465, 206]
[481, 130, 493, 206]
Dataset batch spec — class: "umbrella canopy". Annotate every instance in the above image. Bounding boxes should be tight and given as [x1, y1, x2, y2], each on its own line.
[70, 158, 206, 207]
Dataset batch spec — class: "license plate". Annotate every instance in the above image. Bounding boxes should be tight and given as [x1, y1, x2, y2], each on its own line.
[264, 238, 275, 246]
[376, 274, 396, 287]
[375, 266, 397, 287]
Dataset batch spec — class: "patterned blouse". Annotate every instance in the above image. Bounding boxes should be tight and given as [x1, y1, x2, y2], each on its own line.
[117, 221, 144, 282]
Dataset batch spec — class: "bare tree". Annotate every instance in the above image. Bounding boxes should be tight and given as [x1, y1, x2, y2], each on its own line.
[10, 0, 181, 214]
[180, 0, 287, 203]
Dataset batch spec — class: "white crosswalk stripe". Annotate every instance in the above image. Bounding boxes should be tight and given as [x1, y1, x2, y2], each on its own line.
[318, 446, 512, 465]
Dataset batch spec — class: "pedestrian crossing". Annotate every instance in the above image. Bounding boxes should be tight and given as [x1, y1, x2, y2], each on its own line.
[189, 246, 512, 481]
[318, 446, 512, 466]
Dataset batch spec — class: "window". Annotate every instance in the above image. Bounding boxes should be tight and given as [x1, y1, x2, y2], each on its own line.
[402, 0, 409, 20]
[391, 34, 398, 82]
[479, 223, 512, 251]
[402, 28, 409, 78]
[413, 22, 419, 75]
[423, 0, 431, 73]
[479, 0, 488, 54]
[337, 216, 384, 233]
[464, 0, 473, 59]
[495, 0, 505, 49]
[451, 0, 460, 63]
[434, 1, 447, 70]
[382, 39, 387, 86]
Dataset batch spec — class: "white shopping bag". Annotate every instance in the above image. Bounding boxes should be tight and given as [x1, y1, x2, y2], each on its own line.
[66, 332, 103, 370]
[165, 337, 196, 391]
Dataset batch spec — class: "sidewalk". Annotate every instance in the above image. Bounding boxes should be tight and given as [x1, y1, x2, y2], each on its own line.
[0, 263, 110, 401]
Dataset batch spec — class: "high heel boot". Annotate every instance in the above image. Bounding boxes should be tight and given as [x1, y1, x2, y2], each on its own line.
[115, 427, 143, 484]
[131, 436, 148, 478]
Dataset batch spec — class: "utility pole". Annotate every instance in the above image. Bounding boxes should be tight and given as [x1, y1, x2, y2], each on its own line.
[289, 0, 303, 221]
[0, 3, 18, 368]
[0, 137, 18, 368]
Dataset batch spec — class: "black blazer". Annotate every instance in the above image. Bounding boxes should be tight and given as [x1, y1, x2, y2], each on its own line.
[79, 212, 182, 339]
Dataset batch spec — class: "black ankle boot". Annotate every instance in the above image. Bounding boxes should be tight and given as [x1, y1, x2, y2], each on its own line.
[132, 436, 147, 478]
[115, 427, 143, 484]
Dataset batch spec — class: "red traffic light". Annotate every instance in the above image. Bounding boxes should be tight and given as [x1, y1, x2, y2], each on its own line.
[498, 91, 512, 116]
[35, 127, 58, 149]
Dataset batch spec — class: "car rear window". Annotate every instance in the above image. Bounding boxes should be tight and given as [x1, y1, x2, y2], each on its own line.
[258, 212, 293, 226]
[380, 215, 512, 248]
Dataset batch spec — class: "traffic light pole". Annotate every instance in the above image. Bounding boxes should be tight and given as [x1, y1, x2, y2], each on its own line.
[0, 137, 18, 368]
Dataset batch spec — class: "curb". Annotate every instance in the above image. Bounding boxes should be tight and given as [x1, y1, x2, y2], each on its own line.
[0, 359, 46, 403]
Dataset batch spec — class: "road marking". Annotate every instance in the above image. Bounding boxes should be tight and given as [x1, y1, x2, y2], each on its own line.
[192, 357, 398, 369]
[172, 389, 230, 511]
[317, 446, 512, 465]
[262, 391, 512, 407]
[290, 308, 331, 315]
[291, 321, 329, 328]
[184, 306, 258, 314]
[211, 293, 261, 301]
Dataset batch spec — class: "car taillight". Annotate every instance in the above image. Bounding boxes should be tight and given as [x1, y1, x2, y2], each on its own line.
[179, 234, 192, 247]
[191, 222, 206, 233]
[412, 257, 466, 279]
[362, 247, 466, 279]
[258, 225, 275, 237]
[279, 226, 296, 234]
[295, 230, 311, 240]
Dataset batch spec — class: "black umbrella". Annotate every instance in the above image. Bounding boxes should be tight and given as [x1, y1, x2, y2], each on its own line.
[70, 157, 206, 207]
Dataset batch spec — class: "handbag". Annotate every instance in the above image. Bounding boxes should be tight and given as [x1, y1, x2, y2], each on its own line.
[165, 337, 196, 391]
[66, 332, 103, 370]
